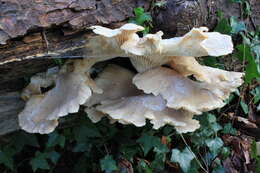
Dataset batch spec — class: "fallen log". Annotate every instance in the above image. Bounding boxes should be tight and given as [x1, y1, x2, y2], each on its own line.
[0, 0, 259, 135]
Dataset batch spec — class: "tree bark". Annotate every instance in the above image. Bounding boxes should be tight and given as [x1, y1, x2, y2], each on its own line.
[0, 0, 259, 135]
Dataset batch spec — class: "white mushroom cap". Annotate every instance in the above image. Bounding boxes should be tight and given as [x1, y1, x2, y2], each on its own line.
[87, 24, 234, 73]
[170, 56, 244, 99]
[133, 67, 226, 114]
[84, 64, 140, 107]
[84, 64, 140, 123]
[18, 59, 95, 134]
[91, 23, 144, 38]
[96, 95, 199, 133]
[18, 95, 59, 134]
[86, 24, 144, 61]
[18, 71, 92, 134]
[160, 27, 233, 57]
[121, 31, 164, 56]
[84, 107, 106, 123]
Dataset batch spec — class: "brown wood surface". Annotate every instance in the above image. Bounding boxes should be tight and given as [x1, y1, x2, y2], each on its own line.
[0, 0, 259, 135]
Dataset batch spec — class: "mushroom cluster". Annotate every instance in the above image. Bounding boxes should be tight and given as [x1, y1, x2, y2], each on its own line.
[18, 24, 244, 134]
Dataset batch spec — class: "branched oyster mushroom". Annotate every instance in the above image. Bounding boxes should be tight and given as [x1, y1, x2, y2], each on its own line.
[21, 67, 59, 100]
[133, 67, 226, 114]
[84, 64, 140, 107]
[18, 23, 244, 134]
[84, 107, 106, 123]
[84, 64, 140, 122]
[96, 95, 199, 133]
[19, 95, 59, 134]
[84, 24, 144, 60]
[170, 56, 244, 99]
[86, 24, 233, 72]
[18, 59, 97, 134]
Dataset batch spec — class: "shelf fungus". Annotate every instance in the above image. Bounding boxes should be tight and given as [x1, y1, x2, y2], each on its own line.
[19, 59, 100, 134]
[18, 24, 244, 134]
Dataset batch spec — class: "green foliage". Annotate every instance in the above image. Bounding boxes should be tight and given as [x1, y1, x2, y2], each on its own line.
[235, 44, 260, 83]
[222, 123, 237, 135]
[251, 141, 260, 172]
[251, 86, 260, 104]
[46, 132, 66, 148]
[0, 147, 15, 170]
[100, 155, 117, 173]
[129, 7, 152, 34]
[229, 0, 251, 16]
[166, 113, 236, 172]
[211, 4, 260, 121]
[240, 100, 249, 114]
[30, 152, 50, 172]
[205, 137, 224, 156]
[137, 134, 161, 156]
[214, 11, 260, 83]
[137, 160, 152, 173]
[230, 16, 246, 34]
[171, 148, 195, 173]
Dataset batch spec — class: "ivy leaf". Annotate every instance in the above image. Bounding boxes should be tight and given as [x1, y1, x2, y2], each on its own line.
[212, 164, 225, 173]
[46, 151, 60, 164]
[30, 152, 50, 172]
[132, 7, 152, 26]
[73, 124, 101, 143]
[203, 57, 225, 69]
[171, 147, 195, 173]
[205, 137, 224, 156]
[0, 147, 15, 170]
[251, 141, 260, 172]
[46, 132, 66, 148]
[230, 16, 246, 34]
[240, 100, 249, 114]
[100, 155, 117, 173]
[137, 134, 161, 156]
[73, 142, 92, 153]
[222, 123, 237, 135]
[186, 160, 200, 173]
[137, 160, 152, 173]
[221, 147, 231, 159]
[214, 16, 232, 35]
[236, 44, 260, 83]
[10, 132, 39, 152]
[129, 7, 152, 34]
[250, 86, 260, 104]
[151, 152, 165, 171]
[120, 145, 140, 162]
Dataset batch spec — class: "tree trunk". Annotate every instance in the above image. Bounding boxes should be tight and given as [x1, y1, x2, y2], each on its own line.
[0, 0, 259, 135]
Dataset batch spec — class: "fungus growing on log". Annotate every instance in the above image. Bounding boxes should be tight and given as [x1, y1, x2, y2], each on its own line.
[18, 23, 244, 134]
[19, 59, 99, 134]
[96, 95, 200, 133]
[133, 67, 226, 114]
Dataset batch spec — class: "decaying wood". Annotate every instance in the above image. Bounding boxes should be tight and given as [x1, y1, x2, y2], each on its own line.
[0, 0, 152, 135]
[0, 92, 24, 135]
[0, 0, 259, 135]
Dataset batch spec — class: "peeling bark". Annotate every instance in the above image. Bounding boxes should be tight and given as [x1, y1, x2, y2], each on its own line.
[0, 0, 259, 135]
[0, 0, 149, 44]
